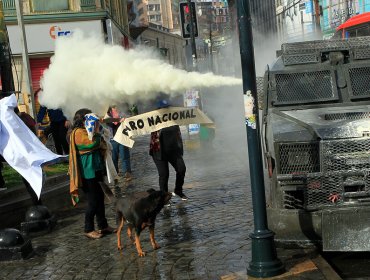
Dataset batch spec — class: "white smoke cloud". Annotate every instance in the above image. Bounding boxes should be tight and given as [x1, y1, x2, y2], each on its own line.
[39, 30, 241, 119]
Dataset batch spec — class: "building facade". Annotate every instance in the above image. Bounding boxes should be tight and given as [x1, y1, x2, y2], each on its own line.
[3, 0, 130, 113]
[275, 0, 370, 42]
[276, 0, 321, 43]
[137, 22, 187, 69]
[319, 0, 370, 39]
[136, 0, 173, 29]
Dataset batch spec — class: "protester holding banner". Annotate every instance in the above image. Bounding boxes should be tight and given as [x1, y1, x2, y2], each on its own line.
[69, 108, 114, 239]
[149, 100, 188, 203]
[105, 105, 132, 181]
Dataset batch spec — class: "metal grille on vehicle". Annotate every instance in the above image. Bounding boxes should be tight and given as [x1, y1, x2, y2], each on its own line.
[275, 71, 335, 104]
[280, 37, 370, 65]
[349, 67, 370, 97]
[321, 138, 370, 172]
[305, 174, 344, 210]
[256, 76, 264, 109]
[305, 170, 370, 210]
[324, 112, 370, 120]
[353, 48, 370, 60]
[283, 53, 319, 66]
[278, 143, 320, 174]
[282, 39, 354, 55]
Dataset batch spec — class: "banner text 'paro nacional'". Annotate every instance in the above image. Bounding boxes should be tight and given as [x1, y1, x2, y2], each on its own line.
[113, 107, 213, 147]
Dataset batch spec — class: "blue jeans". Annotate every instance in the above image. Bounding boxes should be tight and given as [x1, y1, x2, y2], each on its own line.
[111, 140, 131, 174]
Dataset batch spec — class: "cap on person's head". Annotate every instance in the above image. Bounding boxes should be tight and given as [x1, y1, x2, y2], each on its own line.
[157, 99, 170, 109]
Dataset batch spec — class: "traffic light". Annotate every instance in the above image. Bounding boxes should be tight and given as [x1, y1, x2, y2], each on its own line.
[179, 2, 198, 39]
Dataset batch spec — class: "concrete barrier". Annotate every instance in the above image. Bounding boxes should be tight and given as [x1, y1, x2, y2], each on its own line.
[0, 174, 71, 229]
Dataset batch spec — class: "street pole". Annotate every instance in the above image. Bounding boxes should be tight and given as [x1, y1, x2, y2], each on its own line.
[208, 9, 214, 73]
[0, 0, 15, 98]
[235, 0, 285, 278]
[186, 0, 197, 71]
[15, 0, 36, 118]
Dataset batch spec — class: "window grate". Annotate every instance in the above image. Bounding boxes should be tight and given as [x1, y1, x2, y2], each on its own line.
[274, 71, 336, 105]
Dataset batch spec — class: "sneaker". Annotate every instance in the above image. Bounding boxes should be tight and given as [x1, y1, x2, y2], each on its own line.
[173, 191, 188, 201]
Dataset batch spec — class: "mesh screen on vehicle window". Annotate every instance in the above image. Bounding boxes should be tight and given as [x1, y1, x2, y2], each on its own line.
[324, 112, 370, 120]
[348, 67, 370, 98]
[278, 142, 320, 174]
[274, 70, 336, 105]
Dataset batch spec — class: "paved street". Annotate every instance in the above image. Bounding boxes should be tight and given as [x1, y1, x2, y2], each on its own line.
[0, 128, 256, 279]
[0, 111, 337, 280]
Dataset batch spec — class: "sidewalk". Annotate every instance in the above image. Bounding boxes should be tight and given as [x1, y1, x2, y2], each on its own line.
[0, 135, 340, 279]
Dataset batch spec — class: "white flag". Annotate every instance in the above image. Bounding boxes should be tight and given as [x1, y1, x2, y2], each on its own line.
[0, 94, 62, 198]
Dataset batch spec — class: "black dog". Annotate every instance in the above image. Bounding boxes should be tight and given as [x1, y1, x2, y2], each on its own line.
[116, 189, 172, 257]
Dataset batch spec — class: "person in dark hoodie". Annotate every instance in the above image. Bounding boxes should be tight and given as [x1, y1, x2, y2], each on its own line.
[37, 106, 70, 155]
[149, 100, 188, 204]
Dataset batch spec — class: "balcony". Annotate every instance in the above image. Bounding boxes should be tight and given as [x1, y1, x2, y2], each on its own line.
[1, 0, 97, 15]
[30, 0, 70, 13]
[80, 0, 96, 11]
[2, 0, 15, 15]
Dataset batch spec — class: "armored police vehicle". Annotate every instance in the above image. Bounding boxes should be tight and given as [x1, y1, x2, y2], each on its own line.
[262, 37, 370, 251]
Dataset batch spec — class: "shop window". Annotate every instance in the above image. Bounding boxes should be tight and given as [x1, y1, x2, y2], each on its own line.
[30, 0, 70, 12]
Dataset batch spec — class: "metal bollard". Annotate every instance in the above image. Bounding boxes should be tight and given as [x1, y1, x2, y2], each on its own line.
[20, 205, 57, 236]
[0, 228, 33, 261]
